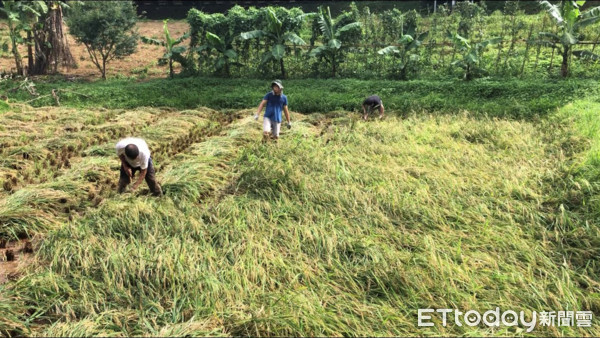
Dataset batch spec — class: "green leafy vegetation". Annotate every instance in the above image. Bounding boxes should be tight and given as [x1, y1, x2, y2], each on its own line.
[1, 77, 597, 118]
[174, 1, 600, 80]
[537, 0, 600, 77]
[142, 19, 190, 79]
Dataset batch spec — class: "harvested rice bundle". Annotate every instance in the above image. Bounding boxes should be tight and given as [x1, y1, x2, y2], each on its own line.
[0, 123, 42, 151]
[161, 141, 235, 201]
[54, 108, 107, 125]
[3, 144, 50, 161]
[81, 143, 116, 157]
[0, 290, 27, 334]
[50, 156, 117, 204]
[146, 119, 219, 161]
[90, 110, 157, 139]
[160, 159, 230, 202]
[0, 188, 72, 239]
[141, 116, 205, 145]
[179, 107, 216, 118]
[60, 156, 116, 188]
[160, 118, 259, 202]
[44, 137, 83, 153]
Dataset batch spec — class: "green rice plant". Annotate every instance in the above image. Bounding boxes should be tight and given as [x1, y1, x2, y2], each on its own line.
[2, 108, 598, 336]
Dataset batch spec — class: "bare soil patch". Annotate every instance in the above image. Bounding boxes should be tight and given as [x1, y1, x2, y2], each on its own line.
[0, 239, 34, 284]
[0, 20, 190, 80]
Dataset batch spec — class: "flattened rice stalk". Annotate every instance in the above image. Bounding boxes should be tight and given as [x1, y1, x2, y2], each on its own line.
[160, 114, 275, 202]
[0, 188, 72, 239]
[0, 290, 27, 335]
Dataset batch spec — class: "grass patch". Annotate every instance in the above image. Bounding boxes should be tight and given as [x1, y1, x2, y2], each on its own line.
[0, 77, 598, 118]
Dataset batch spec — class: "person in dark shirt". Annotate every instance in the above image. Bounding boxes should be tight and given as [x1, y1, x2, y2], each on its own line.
[362, 95, 384, 120]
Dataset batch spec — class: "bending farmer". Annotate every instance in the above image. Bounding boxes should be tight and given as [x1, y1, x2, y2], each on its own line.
[362, 95, 384, 120]
[115, 137, 162, 196]
[254, 80, 291, 142]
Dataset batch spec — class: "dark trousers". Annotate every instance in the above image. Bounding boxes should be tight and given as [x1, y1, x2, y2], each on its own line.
[118, 158, 162, 196]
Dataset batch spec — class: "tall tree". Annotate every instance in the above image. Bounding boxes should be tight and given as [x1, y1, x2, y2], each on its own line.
[30, 1, 77, 75]
[67, 1, 139, 79]
[0, 0, 77, 76]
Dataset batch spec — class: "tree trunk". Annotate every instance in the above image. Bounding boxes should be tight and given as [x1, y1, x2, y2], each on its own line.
[494, 14, 507, 74]
[31, 3, 76, 75]
[503, 17, 519, 74]
[27, 31, 34, 74]
[465, 64, 472, 81]
[592, 32, 600, 54]
[279, 58, 286, 79]
[169, 58, 174, 78]
[102, 58, 107, 80]
[400, 53, 408, 80]
[332, 53, 336, 77]
[7, 20, 24, 75]
[560, 45, 569, 78]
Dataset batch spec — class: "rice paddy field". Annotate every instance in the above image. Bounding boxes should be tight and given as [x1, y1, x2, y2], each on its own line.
[1, 82, 600, 336]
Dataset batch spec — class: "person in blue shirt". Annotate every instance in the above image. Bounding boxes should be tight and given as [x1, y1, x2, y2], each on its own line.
[254, 80, 291, 142]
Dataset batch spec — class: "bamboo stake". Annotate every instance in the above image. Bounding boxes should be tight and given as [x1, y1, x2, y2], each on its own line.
[519, 23, 535, 77]
[495, 12, 507, 74]
[533, 15, 547, 72]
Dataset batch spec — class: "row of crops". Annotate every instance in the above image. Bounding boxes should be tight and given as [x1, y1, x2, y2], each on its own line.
[171, 1, 600, 79]
[0, 105, 232, 240]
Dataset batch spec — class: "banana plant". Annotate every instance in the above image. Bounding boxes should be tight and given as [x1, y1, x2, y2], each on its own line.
[196, 32, 239, 76]
[448, 31, 501, 80]
[0, 0, 47, 75]
[537, 0, 600, 77]
[141, 19, 189, 78]
[240, 8, 306, 79]
[378, 31, 428, 80]
[309, 6, 362, 77]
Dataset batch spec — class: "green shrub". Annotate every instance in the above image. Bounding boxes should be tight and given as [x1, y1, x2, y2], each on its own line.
[67, 1, 139, 79]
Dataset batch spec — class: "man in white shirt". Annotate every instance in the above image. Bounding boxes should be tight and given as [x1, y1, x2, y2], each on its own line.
[115, 137, 162, 196]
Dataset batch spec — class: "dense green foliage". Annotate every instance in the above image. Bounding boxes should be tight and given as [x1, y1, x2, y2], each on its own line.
[0, 0, 48, 75]
[0, 77, 597, 118]
[537, 0, 600, 77]
[141, 19, 190, 79]
[176, 1, 600, 80]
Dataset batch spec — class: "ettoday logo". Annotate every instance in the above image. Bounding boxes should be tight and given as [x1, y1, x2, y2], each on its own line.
[418, 308, 593, 333]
